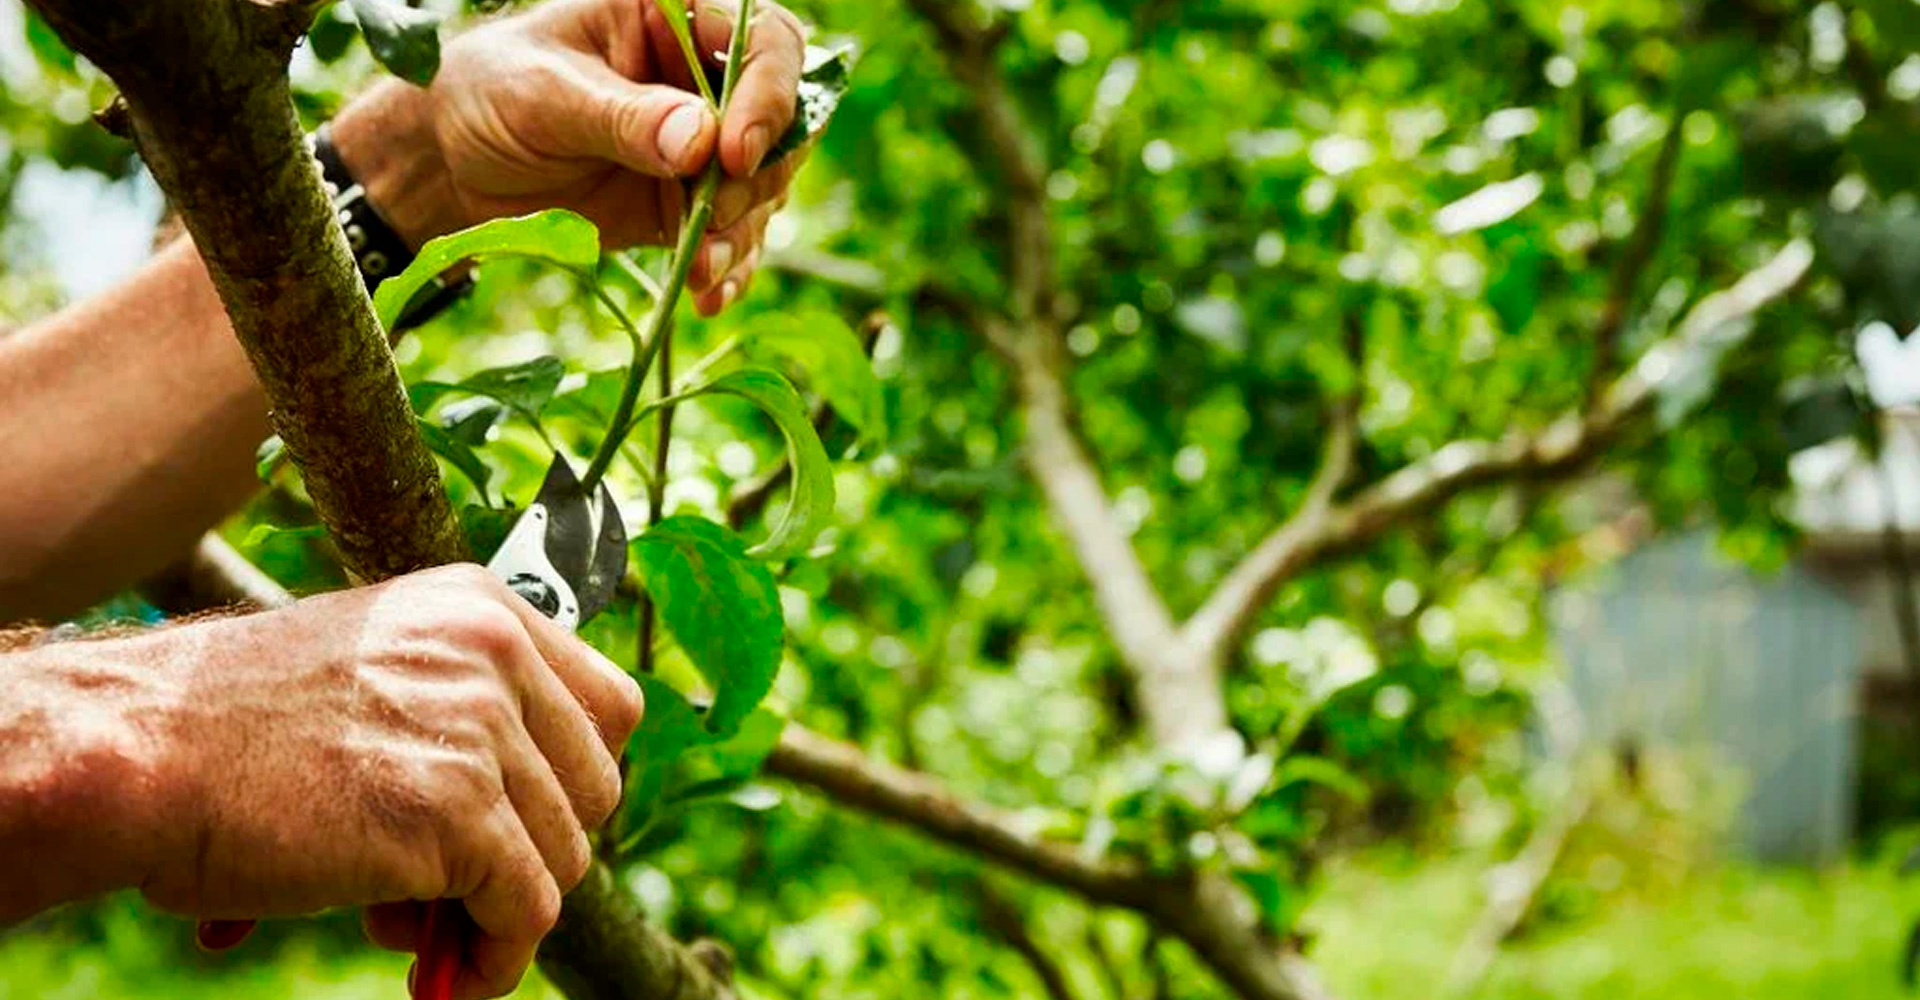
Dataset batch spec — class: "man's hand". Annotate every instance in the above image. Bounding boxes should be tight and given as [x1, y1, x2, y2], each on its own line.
[0, 565, 643, 999]
[332, 0, 810, 316]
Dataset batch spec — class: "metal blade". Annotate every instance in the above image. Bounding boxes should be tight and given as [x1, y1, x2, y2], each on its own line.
[487, 454, 628, 631]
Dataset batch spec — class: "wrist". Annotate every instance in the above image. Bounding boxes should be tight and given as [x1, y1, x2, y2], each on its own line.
[0, 637, 193, 920]
[329, 79, 467, 250]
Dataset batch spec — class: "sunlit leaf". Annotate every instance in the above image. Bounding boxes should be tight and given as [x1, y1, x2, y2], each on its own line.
[254, 435, 286, 484]
[411, 357, 568, 421]
[375, 211, 600, 333]
[767, 46, 855, 165]
[668, 367, 836, 559]
[740, 310, 885, 446]
[632, 516, 784, 735]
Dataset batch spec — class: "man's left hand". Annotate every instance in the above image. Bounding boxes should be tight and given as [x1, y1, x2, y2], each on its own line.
[332, 0, 809, 316]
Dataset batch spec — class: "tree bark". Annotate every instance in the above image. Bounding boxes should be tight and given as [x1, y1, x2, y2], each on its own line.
[28, 1, 726, 995]
[28, 0, 465, 579]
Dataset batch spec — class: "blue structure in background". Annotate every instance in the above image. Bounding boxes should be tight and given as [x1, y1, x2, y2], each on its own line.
[1552, 531, 1861, 864]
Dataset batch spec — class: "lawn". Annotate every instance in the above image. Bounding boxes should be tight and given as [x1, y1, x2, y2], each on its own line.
[2, 856, 1911, 999]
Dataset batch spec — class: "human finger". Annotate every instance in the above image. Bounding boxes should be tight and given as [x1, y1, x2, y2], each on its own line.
[692, 0, 806, 175]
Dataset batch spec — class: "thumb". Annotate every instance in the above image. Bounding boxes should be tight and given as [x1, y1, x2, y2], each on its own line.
[565, 70, 717, 179]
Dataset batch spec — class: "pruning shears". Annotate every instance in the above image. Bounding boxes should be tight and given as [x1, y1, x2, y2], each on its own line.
[414, 453, 627, 1000]
[196, 454, 627, 1000]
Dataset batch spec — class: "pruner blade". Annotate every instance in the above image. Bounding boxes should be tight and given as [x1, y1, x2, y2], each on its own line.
[485, 454, 627, 632]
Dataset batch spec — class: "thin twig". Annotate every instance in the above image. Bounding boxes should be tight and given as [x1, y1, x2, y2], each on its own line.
[1587, 117, 1685, 402]
[582, 0, 757, 495]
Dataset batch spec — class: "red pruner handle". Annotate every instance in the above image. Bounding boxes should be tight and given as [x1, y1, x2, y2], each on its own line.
[196, 919, 256, 951]
[413, 900, 467, 1000]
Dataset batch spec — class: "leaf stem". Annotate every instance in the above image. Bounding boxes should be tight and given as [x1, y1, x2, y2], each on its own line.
[578, 0, 758, 496]
[637, 317, 675, 677]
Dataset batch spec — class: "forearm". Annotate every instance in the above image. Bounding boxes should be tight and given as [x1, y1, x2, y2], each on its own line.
[0, 241, 268, 622]
[0, 94, 447, 624]
[0, 636, 182, 923]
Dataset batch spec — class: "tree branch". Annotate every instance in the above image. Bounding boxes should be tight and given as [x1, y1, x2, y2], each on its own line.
[1181, 391, 1358, 672]
[24, 0, 731, 990]
[1184, 240, 1816, 667]
[895, 6, 1197, 745]
[1587, 116, 1685, 402]
[27, 0, 465, 582]
[975, 880, 1083, 1000]
[764, 722, 1150, 906]
[145, 536, 738, 998]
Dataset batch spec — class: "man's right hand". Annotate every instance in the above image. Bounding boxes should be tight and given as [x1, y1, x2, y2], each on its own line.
[3, 564, 643, 999]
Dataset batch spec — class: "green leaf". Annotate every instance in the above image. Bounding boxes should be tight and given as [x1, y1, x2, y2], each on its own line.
[652, 0, 715, 105]
[23, 11, 76, 75]
[417, 419, 492, 502]
[346, 0, 443, 85]
[255, 435, 287, 484]
[632, 517, 784, 736]
[698, 707, 787, 778]
[439, 397, 506, 447]
[375, 211, 600, 333]
[1271, 756, 1371, 803]
[459, 504, 519, 563]
[412, 357, 568, 424]
[630, 674, 715, 767]
[308, 6, 359, 64]
[768, 46, 855, 165]
[671, 368, 836, 559]
[740, 310, 885, 446]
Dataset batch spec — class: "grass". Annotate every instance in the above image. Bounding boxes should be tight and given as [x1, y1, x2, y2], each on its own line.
[1309, 852, 1916, 1000]
[2, 856, 1913, 999]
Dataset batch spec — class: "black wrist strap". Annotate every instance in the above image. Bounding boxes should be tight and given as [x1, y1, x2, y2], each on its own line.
[310, 126, 470, 332]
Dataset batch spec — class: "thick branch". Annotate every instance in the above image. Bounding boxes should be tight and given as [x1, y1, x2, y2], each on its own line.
[765, 722, 1150, 905]
[26, 0, 732, 991]
[28, 0, 465, 580]
[1185, 241, 1815, 665]
[896, 1, 1196, 747]
[1181, 399, 1357, 671]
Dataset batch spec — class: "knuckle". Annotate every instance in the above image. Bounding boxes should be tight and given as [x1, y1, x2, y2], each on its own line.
[450, 603, 528, 667]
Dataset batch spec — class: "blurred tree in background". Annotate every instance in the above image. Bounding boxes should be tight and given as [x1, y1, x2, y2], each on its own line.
[3, 0, 1918, 998]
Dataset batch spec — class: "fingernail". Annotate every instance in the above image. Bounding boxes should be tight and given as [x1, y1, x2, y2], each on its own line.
[656, 102, 710, 174]
[742, 123, 772, 173]
[721, 279, 741, 310]
[707, 239, 736, 278]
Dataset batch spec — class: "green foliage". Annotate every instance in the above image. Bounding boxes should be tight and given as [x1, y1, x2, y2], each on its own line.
[13, 0, 1912, 995]
[344, 0, 444, 85]
[374, 210, 600, 331]
[632, 516, 785, 736]
[741, 310, 886, 447]
[669, 367, 838, 560]
[768, 46, 855, 165]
